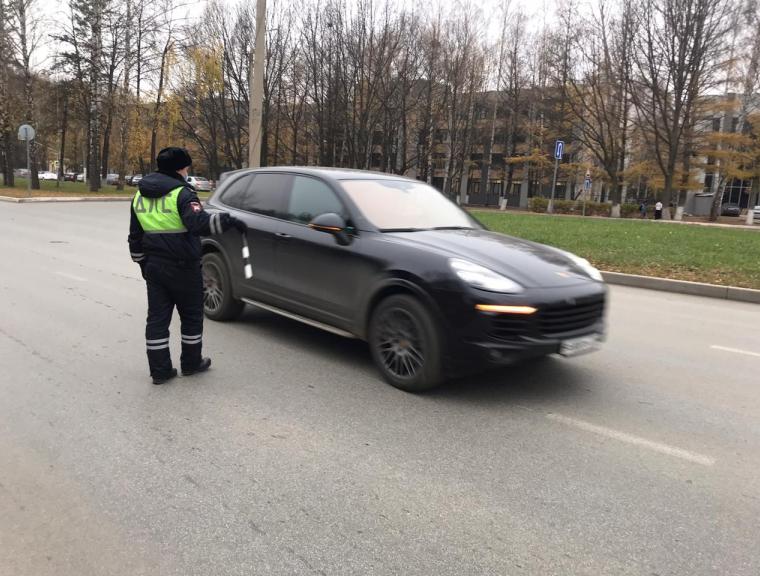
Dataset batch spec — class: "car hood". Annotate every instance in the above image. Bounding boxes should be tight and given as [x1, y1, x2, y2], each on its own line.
[385, 228, 599, 288]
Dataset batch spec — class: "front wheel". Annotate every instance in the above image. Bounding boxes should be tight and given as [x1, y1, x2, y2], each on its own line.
[202, 252, 244, 321]
[368, 294, 443, 392]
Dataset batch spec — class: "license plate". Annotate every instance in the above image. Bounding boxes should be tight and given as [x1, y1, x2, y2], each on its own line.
[559, 335, 601, 357]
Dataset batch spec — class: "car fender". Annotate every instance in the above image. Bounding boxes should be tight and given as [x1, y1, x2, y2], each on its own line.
[360, 273, 445, 340]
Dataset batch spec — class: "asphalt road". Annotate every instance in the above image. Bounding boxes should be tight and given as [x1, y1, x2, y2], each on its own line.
[1, 202, 759, 576]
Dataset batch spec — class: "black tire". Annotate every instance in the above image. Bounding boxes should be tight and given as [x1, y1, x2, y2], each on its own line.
[202, 252, 244, 321]
[368, 294, 443, 392]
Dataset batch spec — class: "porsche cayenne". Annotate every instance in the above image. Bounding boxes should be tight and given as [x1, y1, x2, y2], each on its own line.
[201, 168, 606, 391]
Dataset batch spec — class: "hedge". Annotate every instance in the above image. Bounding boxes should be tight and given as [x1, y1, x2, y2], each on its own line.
[527, 197, 644, 219]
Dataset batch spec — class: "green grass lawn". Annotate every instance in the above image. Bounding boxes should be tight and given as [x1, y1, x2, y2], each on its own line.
[472, 211, 760, 290]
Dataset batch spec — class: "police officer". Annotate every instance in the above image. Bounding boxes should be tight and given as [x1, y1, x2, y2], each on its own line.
[128, 147, 247, 384]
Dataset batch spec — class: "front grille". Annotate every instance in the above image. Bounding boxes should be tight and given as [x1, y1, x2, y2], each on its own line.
[538, 296, 605, 336]
[490, 316, 532, 341]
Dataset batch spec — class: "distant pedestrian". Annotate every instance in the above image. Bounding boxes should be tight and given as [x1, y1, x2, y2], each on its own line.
[639, 202, 647, 219]
[654, 201, 663, 220]
[128, 147, 247, 385]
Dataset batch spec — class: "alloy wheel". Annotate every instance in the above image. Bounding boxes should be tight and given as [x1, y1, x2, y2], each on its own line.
[202, 261, 224, 314]
[376, 308, 425, 379]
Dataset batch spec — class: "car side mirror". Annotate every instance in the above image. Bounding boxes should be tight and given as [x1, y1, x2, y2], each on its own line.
[309, 212, 351, 246]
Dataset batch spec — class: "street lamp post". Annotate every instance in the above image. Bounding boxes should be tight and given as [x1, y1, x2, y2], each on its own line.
[248, 0, 266, 168]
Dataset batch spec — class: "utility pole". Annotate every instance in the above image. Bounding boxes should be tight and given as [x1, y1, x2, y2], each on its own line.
[248, 0, 266, 168]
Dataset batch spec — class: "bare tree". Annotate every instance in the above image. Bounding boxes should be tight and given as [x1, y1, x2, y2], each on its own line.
[11, 0, 42, 189]
[418, 12, 442, 184]
[631, 0, 731, 217]
[502, 9, 528, 200]
[57, 0, 108, 190]
[149, 6, 175, 173]
[116, 0, 133, 190]
[707, 0, 760, 219]
[479, 1, 510, 204]
[565, 0, 635, 209]
[100, 6, 124, 179]
[57, 82, 70, 182]
[88, 0, 104, 191]
[0, 0, 15, 186]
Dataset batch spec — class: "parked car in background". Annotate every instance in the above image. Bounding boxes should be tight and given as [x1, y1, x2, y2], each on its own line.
[187, 175, 212, 191]
[105, 173, 120, 185]
[721, 203, 742, 217]
[130, 174, 143, 186]
[38, 171, 58, 181]
[64, 173, 78, 182]
[76, 174, 85, 182]
[14, 168, 30, 178]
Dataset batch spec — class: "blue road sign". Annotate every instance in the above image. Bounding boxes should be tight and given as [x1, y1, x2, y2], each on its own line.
[554, 140, 564, 160]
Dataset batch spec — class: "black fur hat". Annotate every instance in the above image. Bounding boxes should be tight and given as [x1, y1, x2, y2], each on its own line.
[156, 147, 192, 172]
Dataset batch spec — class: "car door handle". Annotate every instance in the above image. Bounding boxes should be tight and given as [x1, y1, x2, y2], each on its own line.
[275, 232, 292, 239]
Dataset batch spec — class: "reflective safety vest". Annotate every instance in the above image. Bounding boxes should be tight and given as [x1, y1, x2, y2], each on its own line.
[132, 186, 187, 233]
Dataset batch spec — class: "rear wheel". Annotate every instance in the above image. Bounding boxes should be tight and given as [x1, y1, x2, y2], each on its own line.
[202, 252, 244, 321]
[369, 294, 443, 392]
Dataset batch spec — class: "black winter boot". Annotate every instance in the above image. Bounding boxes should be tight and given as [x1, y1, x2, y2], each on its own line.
[182, 357, 211, 376]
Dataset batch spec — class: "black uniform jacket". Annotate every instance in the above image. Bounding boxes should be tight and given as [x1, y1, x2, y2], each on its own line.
[128, 171, 227, 265]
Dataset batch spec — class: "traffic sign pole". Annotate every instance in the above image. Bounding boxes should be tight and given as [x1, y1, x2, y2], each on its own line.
[18, 124, 35, 197]
[583, 170, 591, 217]
[26, 139, 30, 195]
[548, 140, 564, 214]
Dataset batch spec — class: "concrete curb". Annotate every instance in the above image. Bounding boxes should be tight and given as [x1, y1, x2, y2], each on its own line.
[0, 195, 132, 203]
[602, 271, 760, 304]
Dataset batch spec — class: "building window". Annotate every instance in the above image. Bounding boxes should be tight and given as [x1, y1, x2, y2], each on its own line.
[703, 173, 713, 192]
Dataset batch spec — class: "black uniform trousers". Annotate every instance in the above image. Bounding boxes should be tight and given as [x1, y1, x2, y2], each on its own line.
[144, 258, 204, 378]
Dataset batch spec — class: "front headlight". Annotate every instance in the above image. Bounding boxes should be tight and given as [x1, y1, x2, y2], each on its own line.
[561, 251, 604, 282]
[449, 258, 523, 293]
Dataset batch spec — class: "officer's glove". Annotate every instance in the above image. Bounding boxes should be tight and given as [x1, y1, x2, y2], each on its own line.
[225, 214, 248, 234]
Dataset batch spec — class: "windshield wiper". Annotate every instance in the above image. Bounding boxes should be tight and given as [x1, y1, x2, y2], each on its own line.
[380, 227, 426, 233]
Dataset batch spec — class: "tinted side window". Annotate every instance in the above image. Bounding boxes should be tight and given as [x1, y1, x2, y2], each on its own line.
[221, 173, 291, 218]
[220, 174, 254, 209]
[286, 176, 346, 224]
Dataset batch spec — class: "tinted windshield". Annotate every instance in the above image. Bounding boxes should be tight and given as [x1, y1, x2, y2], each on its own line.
[340, 179, 478, 231]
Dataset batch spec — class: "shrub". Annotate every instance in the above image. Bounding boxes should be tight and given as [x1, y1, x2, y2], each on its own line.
[552, 200, 578, 214]
[529, 197, 548, 213]
[583, 201, 611, 217]
[620, 203, 640, 218]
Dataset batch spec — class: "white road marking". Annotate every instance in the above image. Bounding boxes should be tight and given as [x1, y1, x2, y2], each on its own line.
[546, 413, 715, 467]
[56, 272, 87, 282]
[710, 345, 760, 359]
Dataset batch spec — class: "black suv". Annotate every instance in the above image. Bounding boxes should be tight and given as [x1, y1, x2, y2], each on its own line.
[202, 168, 606, 392]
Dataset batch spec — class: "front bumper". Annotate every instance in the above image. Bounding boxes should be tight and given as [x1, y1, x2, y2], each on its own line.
[435, 281, 607, 373]
[466, 323, 606, 366]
